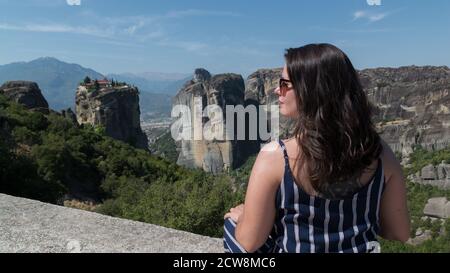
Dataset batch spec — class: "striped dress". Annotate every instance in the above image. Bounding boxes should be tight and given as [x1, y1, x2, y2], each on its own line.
[224, 139, 385, 253]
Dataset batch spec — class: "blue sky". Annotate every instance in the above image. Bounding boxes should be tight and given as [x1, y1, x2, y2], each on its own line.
[1, 0, 449, 76]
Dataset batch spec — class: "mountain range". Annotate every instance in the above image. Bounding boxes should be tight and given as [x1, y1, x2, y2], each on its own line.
[0, 57, 188, 115]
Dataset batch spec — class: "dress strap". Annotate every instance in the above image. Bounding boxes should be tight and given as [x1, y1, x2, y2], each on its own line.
[277, 139, 290, 166]
[374, 157, 385, 191]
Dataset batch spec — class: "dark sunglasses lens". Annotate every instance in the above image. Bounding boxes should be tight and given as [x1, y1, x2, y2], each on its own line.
[279, 80, 288, 94]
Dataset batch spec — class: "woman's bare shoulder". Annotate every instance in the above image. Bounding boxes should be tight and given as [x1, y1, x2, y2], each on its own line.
[255, 140, 285, 182]
[379, 138, 403, 183]
[258, 140, 285, 164]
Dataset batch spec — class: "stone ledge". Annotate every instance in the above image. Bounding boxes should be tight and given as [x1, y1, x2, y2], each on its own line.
[0, 194, 223, 253]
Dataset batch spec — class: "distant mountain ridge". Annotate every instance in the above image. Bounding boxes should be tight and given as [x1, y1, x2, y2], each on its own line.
[0, 57, 181, 116]
[0, 57, 104, 110]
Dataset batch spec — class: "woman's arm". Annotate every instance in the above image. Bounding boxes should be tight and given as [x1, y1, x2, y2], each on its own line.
[232, 142, 284, 252]
[379, 140, 411, 242]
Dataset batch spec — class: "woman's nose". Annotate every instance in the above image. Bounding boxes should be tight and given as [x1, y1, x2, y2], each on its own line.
[274, 87, 281, 96]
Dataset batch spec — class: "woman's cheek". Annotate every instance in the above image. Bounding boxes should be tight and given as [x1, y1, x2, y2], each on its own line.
[288, 94, 298, 117]
[285, 100, 297, 118]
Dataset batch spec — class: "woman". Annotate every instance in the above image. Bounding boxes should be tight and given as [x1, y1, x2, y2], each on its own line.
[223, 43, 410, 253]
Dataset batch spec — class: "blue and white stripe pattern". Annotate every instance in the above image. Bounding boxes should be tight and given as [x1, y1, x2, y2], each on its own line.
[224, 139, 385, 253]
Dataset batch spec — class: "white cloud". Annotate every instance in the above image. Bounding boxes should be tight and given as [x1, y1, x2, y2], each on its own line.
[66, 0, 81, 6]
[353, 10, 388, 22]
[308, 25, 402, 33]
[165, 9, 241, 18]
[366, 0, 382, 6]
[157, 39, 209, 53]
[0, 22, 112, 38]
[353, 11, 367, 20]
[0, 8, 243, 55]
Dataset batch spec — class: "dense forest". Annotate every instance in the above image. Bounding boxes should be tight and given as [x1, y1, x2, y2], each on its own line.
[1, 93, 449, 251]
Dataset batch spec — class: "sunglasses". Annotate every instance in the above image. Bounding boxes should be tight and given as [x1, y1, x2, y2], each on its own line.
[279, 78, 293, 96]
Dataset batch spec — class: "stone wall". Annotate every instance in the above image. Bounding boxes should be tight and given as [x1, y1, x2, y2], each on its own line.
[0, 194, 222, 253]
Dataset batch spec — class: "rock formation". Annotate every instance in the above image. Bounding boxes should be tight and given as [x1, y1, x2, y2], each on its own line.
[423, 197, 450, 219]
[407, 228, 433, 246]
[408, 215, 446, 246]
[173, 68, 255, 173]
[75, 81, 148, 150]
[408, 161, 450, 189]
[0, 81, 49, 113]
[61, 108, 78, 125]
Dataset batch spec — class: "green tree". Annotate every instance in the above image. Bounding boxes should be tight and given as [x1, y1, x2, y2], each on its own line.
[94, 80, 100, 91]
[83, 76, 91, 84]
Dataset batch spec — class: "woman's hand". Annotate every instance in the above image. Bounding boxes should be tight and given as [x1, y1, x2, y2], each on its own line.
[224, 204, 244, 223]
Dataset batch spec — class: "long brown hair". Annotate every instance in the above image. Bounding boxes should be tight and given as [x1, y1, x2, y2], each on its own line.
[284, 43, 382, 196]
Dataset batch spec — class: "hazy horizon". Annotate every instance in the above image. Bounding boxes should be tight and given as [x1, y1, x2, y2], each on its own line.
[2, 55, 449, 81]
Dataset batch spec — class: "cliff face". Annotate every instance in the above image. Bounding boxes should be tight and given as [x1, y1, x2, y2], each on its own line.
[0, 81, 49, 113]
[75, 85, 148, 150]
[173, 68, 256, 173]
[360, 66, 450, 158]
